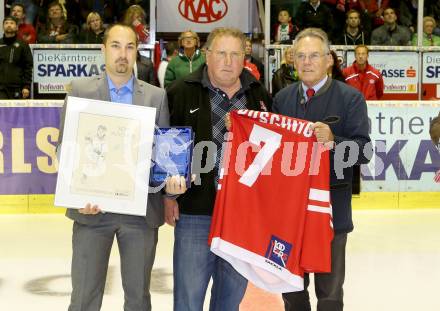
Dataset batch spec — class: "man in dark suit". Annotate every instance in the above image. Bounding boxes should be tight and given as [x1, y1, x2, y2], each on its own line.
[58, 24, 183, 311]
[272, 28, 371, 311]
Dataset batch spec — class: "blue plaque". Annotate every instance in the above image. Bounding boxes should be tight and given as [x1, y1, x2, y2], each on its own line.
[150, 127, 194, 188]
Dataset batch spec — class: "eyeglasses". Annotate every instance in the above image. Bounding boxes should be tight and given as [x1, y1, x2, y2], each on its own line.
[208, 50, 244, 61]
[295, 52, 329, 63]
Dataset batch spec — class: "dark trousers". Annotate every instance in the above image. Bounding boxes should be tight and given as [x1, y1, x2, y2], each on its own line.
[352, 165, 361, 195]
[68, 214, 158, 311]
[282, 233, 348, 311]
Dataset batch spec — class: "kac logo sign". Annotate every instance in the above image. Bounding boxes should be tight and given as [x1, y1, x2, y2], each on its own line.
[178, 0, 228, 24]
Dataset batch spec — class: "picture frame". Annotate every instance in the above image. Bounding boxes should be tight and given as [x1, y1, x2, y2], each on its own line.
[54, 96, 156, 216]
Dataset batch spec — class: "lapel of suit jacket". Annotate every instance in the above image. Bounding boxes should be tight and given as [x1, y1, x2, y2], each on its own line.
[98, 73, 112, 102]
[133, 78, 146, 107]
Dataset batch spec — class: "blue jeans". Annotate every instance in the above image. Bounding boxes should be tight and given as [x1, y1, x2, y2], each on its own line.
[173, 214, 248, 311]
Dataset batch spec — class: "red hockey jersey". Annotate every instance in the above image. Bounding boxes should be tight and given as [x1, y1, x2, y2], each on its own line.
[209, 109, 334, 293]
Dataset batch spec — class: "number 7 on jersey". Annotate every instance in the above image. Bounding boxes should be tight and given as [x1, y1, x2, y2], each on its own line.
[239, 124, 282, 187]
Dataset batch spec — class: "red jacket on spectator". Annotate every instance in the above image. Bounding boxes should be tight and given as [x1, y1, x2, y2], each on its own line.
[133, 23, 149, 43]
[322, 0, 345, 11]
[244, 59, 260, 81]
[348, 0, 389, 13]
[18, 23, 36, 44]
[343, 61, 384, 100]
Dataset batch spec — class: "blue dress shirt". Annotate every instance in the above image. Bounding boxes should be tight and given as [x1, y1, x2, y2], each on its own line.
[107, 75, 134, 105]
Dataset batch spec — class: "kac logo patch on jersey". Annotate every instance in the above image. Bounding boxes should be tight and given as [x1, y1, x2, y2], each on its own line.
[265, 235, 292, 267]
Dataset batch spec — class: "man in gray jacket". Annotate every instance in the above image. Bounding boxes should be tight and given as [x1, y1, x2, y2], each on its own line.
[371, 7, 411, 46]
[58, 24, 183, 311]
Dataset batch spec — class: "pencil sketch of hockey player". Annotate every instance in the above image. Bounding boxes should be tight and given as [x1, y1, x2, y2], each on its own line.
[81, 124, 108, 182]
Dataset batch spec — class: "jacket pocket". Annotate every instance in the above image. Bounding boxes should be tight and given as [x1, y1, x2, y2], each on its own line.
[323, 115, 340, 125]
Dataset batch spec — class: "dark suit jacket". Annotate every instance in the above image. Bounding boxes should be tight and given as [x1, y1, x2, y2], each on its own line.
[58, 73, 169, 228]
[273, 78, 371, 233]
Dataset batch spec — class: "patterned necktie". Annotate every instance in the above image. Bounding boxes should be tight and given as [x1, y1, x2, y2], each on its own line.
[306, 88, 315, 101]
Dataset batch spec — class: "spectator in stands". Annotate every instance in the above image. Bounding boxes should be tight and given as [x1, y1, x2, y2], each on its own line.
[335, 9, 368, 45]
[157, 42, 178, 88]
[321, 0, 346, 37]
[136, 52, 157, 86]
[116, 0, 149, 22]
[328, 50, 345, 82]
[343, 45, 384, 100]
[122, 4, 150, 44]
[392, 0, 417, 34]
[370, 7, 411, 46]
[430, 112, 440, 148]
[34, 0, 51, 27]
[37, 1, 78, 43]
[7, 0, 39, 24]
[243, 58, 261, 81]
[348, 0, 389, 30]
[10, 2, 36, 44]
[36, 0, 106, 28]
[164, 30, 205, 88]
[412, 16, 440, 46]
[426, 0, 440, 36]
[0, 16, 33, 99]
[200, 42, 208, 58]
[64, 0, 82, 28]
[245, 38, 265, 83]
[157, 41, 178, 88]
[270, 0, 303, 28]
[427, 1, 440, 20]
[272, 46, 298, 96]
[296, 0, 335, 42]
[345, 1, 370, 35]
[79, 11, 105, 44]
[272, 9, 299, 44]
[35, 0, 68, 25]
[74, 0, 116, 27]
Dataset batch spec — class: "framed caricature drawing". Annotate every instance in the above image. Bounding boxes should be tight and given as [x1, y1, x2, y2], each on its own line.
[55, 96, 156, 216]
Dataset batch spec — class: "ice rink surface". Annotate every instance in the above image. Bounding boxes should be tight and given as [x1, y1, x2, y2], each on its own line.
[1, 209, 439, 310]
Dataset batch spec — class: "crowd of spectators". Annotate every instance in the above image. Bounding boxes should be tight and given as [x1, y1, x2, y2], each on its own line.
[270, 0, 440, 47]
[3, 1, 440, 49]
[3, 0, 440, 98]
[5, 1, 438, 47]
[4, 0, 151, 44]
